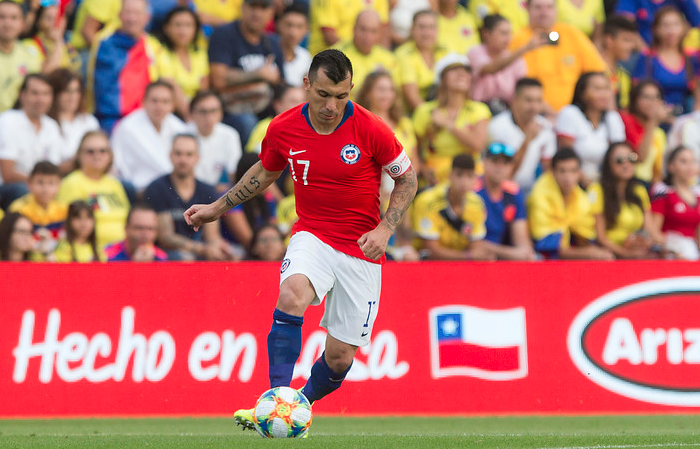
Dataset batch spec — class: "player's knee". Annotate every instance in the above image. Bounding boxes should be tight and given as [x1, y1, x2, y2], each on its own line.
[277, 276, 314, 316]
[324, 349, 354, 373]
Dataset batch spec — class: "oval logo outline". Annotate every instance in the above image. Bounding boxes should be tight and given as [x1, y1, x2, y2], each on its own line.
[567, 277, 700, 407]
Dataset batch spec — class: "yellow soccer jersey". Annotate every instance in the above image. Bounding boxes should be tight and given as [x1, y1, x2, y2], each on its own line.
[527, 171, 596, 251]
[588, 182, 650, 246]
[0, 41, 42, 112]
[53, 239, 106, 262]
[412, 183, 487, 251]
[437, 5, 480, 55]
[193, 0, 243, 24]
[9, 195, 67, 229]
[155, 46, 209, 99]
[395, 41, 448, 102]
[309, 0, 389, 55]
[469, 0, 529, 33]
[413, 99, 491, 182]
[510, 23, 606, 111]
[246, 116, 272, 153]
[57, 171, 130, 250]
[69, 0, 122, 50]
[332, 41, 399, 98]
[23, 37, 82, 73]
[395, 116, 418, 158]
[557, 0, 605, 38]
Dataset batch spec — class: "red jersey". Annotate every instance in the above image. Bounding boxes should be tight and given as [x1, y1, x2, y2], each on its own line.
[260, 101, 407, 263]
[651, 189, 700, 237]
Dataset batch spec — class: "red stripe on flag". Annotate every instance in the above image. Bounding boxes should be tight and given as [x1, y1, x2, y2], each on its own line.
[438, 341, 520, 372]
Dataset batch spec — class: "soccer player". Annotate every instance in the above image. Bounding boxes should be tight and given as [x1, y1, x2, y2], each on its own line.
[183, 49, 417, 430]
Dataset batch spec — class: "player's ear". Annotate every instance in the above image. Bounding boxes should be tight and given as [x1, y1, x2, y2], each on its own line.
[303, 76, 310, 90]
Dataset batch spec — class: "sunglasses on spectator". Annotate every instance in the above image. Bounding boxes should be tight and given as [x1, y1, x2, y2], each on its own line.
[614, 153, 638, 164]
[84, 148, 110, 155]
[485, 142, 516, 158]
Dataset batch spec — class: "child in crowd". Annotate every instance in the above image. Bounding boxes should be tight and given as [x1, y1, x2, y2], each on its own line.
[8, 161, 67, 259]
[53, 201, 105, 262]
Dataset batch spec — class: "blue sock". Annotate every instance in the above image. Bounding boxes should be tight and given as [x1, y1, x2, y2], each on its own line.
[267, 308, 303, 388]
[301, 351, 352, 404]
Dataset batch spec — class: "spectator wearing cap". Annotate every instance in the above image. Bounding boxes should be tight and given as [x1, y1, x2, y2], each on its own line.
[468, 14, 543, 115]
[111, 80, 187, 192]
[0, 0, 42, 113]
[527, 147, 614, 260]
[411, 153, 495, 260]
[436, 0, 480, 55]
[308, 0, 390, 56]
[276, 4, 311, 87]
[475, 142, 536, 260]
[487, 78, 556, 194]
[208, 0, 286, 146]
[395, 10, 447, 112]
[413, 52, 490, 186]
[332, 9, 399, 100]
[509, 0, 606, 114]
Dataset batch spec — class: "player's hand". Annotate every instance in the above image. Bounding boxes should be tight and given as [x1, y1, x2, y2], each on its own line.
[357, 224, 393, 261]
[184, 203, 221, 232]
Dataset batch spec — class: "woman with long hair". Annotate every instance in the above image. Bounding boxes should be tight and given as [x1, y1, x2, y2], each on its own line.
[413, 53, 491, 185]
[22, 1, 79, 74]
[632, 6, 700, 116]
[56, 130, 130, 250]
[650, 145, 700, 260]
[555, 71, 626, 186]
[588, 142, 662, 259]
[47, 68, 100, 170]
[156, 6, 209, 118]
[619, 80, 672, 186]
[0, 213, 35, 261]
[53, 200, 105, 262]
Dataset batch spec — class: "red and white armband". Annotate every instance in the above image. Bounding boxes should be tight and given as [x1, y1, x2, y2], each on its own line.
[382, 150, 412, 178]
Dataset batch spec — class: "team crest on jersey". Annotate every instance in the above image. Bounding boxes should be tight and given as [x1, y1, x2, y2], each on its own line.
[340, 144, 361, 164]
[280, 258, 291, 274]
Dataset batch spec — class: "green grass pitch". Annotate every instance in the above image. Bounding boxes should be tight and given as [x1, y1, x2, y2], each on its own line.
[1, 415, 700, 448]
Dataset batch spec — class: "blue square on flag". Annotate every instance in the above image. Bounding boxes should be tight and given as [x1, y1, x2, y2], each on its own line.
[436, 313, 462, 341]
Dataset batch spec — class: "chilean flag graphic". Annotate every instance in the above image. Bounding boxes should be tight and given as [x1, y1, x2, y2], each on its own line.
[429, 306, 528, 380]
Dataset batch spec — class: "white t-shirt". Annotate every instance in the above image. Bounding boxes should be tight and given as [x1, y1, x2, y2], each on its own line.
[487, 111, 556, 193]
[555, 105, 626, 182]
[111, 108, 187, 190]
[59, 113, 100, 162]
[668, 110, 700, 162]
[390, 0, 433, 40]
[0, 110, 63, 183]
[284, 46, 312, 87]
[187, 122, 242, 186]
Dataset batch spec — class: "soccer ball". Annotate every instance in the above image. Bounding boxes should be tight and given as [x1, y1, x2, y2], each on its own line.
[253, 386, 313, 438]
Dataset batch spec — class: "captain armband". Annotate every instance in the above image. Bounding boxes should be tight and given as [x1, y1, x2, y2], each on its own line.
[382, 150, 412, 178]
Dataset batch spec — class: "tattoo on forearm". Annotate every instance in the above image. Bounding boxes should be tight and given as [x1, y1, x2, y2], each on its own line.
[225, 193, 235, 208]
[384, 169, 417, 231]
[228, 175, 264, 205]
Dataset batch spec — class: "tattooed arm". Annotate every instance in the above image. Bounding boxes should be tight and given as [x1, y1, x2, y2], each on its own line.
[358, 166, 418, 260]
[184, 161, 283, 231]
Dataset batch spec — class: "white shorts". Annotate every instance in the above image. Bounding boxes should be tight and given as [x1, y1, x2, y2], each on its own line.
[279, 231, 382, 346]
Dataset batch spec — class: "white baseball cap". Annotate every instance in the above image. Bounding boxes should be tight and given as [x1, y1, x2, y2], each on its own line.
[434, 53, 471, 84]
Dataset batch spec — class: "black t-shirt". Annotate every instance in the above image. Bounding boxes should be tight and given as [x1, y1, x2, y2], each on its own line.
[144, 175, 217, 240]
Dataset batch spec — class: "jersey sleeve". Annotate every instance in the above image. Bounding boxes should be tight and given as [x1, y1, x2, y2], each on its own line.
[259, 124, 288, 172]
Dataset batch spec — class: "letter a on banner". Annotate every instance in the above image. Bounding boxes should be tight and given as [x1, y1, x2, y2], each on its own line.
[428, 305, 528, 380]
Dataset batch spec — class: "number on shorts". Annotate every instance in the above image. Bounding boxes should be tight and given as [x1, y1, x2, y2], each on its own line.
[363, 301, 376, 328]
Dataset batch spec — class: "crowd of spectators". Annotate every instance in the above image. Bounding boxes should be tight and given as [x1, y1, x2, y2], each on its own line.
[1, 0, 700, 263]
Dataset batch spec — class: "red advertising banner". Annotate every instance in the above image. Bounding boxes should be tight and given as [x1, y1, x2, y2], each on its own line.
[2, 261, 700, 417]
